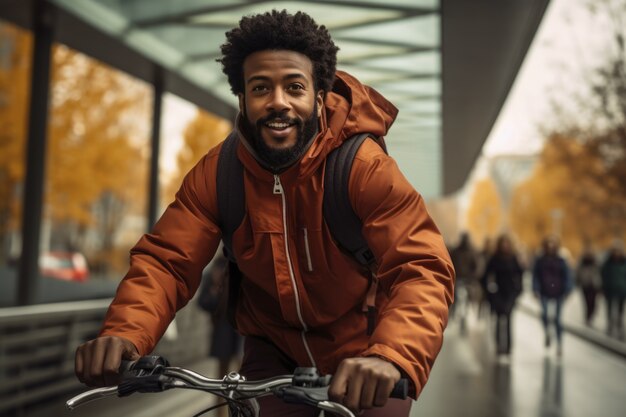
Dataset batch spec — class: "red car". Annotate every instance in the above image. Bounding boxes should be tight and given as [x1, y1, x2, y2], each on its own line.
[40, 251, 90, 282]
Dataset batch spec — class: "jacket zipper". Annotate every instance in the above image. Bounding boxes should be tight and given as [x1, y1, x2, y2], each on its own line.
[273, 175, 316, 367]
[303, 228, 313, 272]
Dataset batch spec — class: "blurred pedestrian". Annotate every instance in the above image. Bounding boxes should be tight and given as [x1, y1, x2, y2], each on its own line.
[477, 237, 495, 318]
[575, 248, 601, 326]
[481, 235, 523, 356]
[450, 232, 479, 333]
[600, 241, 626, 339]
[197, 251, 242, 417]
[533, 236, 573, 356]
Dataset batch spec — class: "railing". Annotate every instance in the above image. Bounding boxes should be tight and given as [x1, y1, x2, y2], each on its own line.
[0, 300, 107, 415]
[0, 298, 210, 415]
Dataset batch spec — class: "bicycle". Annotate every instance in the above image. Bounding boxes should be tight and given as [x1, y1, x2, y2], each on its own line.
[66, 355, 408, 417]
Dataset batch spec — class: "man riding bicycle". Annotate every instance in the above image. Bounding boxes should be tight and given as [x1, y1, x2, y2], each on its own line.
[74, 10, 455, 416]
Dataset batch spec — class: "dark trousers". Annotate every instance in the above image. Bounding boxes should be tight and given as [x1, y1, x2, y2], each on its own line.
[541, 297, 563, 344]
[606, 296, 625, 336]
[581, 286, 598, 323]
[239, 336, 412, 417]
[495, 312, 512, 354]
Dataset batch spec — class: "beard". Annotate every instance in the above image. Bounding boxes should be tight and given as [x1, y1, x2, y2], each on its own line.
[244, 102, 319, 170]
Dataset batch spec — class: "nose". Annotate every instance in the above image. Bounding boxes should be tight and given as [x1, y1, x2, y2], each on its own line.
[266, 89, 291, 113]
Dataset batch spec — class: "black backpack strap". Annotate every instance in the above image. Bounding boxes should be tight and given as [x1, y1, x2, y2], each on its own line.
[323, 133, 377, 268]
[216, 131, 245, 262]
[216, 131, 245, 328]
[324, 133, 382, 335]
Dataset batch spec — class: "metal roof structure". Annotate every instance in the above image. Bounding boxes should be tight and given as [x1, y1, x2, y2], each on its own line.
[0, 0, 549, 197]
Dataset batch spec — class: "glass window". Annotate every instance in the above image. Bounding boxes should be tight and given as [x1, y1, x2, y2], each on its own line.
[40, 43, 151, 300]
[160, 93, 232, 210]
[0, 20, 31, 304]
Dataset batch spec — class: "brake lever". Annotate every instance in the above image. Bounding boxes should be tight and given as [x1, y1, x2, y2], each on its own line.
[66, 386, 119, 410]
[317, 401, 356, 417]
[274, 386, 355, 417]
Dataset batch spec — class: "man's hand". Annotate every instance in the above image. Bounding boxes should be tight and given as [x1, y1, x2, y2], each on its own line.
[75, 336, 140, 387]
[328, 357, 401, 413]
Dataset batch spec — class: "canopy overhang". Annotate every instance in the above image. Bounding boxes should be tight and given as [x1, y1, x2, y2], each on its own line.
[0, 0, 550, 197]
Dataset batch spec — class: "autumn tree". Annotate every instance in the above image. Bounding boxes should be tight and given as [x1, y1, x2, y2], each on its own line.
[581, 0, 626, 235]
[0, 24, 31, 263]
[0, 22, 151, 275]
[509, 134, 623, 257]
[522, 0, 626, 257]
[162, 109, 231, 206]
[47, 44, 150, 261]
[466, 177, 503, 248]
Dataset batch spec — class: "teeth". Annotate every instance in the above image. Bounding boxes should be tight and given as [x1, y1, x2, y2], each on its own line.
[267, 122, 290, 129]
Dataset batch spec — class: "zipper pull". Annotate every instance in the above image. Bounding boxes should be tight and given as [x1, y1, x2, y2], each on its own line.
[273, 174, 284, 194]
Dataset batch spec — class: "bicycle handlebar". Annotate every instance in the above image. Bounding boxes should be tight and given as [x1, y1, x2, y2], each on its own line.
[67, 355, 408, 417]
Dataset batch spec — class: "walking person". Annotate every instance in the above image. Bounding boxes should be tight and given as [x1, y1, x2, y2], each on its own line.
[197, 252, 242, 417]
[197, 253, 242, 374]
[601, 242, 626, 339]
[481, 235, 523, 357]
[533, 236, 573, 356]
[450, 232, 479, 333]
[575, 248, 601, 326]
[477, 237, 495, 318]
[74, 10, 455, 416]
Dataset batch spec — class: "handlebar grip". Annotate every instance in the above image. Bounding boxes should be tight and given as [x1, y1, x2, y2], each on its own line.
[119, 360, 137, 374]
[119, 356, 169, 375]
[390, 379, 408, 399]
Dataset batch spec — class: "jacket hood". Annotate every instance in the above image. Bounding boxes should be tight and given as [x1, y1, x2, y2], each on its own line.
[236, 70, 398, 180]
[323, 70, 399, 143]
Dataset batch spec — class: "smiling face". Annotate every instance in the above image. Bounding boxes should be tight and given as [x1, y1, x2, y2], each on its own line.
[239, 50, 324, 167]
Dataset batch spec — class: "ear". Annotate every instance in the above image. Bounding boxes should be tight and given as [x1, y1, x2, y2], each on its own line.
[238, 93, 245, 115]
[315, 90, 324, 117]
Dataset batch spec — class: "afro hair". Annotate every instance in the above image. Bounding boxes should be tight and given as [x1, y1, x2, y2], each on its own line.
[218, 10, 339, 95]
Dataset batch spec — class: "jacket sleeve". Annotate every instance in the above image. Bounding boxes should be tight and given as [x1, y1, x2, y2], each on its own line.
[532, 258, 541, 294]
[349, 140, 455, 398]
[481, 257, 494, 290]
[514, 256, 524, 296]
[562, 258, 574, 295]
[98, 149, 223, 355]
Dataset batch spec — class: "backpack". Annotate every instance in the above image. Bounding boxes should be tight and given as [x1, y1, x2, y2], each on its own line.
[196, 254, 229, 319]
[538, 256, 566, 298]
[216, 131, 386, 334]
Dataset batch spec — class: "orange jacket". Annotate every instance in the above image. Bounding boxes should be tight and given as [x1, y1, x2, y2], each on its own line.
[100, 71, 455, 398]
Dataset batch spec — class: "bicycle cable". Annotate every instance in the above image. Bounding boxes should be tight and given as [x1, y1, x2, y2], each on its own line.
[191, 401, 229, 417]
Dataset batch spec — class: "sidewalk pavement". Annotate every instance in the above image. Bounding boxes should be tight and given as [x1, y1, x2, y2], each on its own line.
[518, 289, 626, 358]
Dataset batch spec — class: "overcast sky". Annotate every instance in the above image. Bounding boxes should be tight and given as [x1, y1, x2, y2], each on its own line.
[482, 0, 615, 157]
[159, 92, 197, 180]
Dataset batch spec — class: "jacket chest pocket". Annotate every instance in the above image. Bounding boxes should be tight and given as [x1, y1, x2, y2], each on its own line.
[299, 227, 317, 273]
[297, 225, 332, 277]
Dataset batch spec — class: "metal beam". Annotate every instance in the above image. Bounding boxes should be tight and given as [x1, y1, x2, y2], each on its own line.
[338, 46, 437, 65]
[372, 74, 440, 83]
[312, 0, 434, 13]
[132, 0, 433, 28]
[187, 45, 436, 65]
[333, 36, 431, 49]
[132, 0, 268, 28]
[182, 8, 431, 31]
[441, 0, 551, 194]
[147, 66, 164, 231]
[18, 0, 54, 306]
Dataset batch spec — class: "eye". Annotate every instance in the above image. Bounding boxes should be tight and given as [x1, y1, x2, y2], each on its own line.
[287, 83, 305, 92]
[251, 85, 268, 93]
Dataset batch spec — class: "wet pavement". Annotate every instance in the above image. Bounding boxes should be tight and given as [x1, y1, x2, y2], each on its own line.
[411, 307, 626, 417]
[28, 307, 626, 417]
